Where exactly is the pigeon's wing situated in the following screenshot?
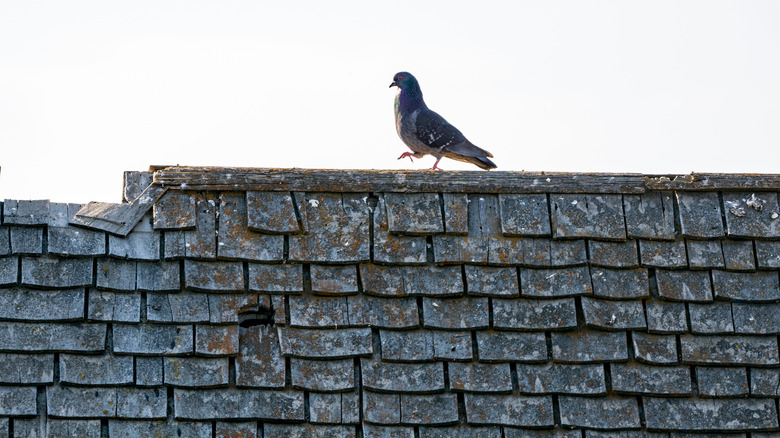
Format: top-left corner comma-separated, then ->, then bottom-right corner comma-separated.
413,109 -> 468,150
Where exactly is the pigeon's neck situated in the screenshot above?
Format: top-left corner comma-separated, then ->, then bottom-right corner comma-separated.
398,86 -> 426,114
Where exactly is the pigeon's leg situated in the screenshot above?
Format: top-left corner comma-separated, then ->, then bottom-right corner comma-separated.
398,152 -> 423,162
430,158 -> 444,171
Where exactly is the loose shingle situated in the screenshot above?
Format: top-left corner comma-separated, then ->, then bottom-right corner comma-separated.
656,270 -> 712,302
0,226 -> 9,255
581,297 -> 646,330
516,364 -> 605,395
551,330 -> 628,363
520,267 -> 592,298
0,353 -> 54,384
289,192 -> 370,263
0,322 -> 106,353
493,298 -> 577,330
218,193 -> 284,261
384,193 -> 444,234
644,397 -> 778,430
687,240 -> 725,268
465,394 -> 553,427
21,256 -> 92,288
696,366 -> 748,397
113,324 -> 193,355
164,357 -> 229,387
558,396 -> 640,429
465,265 -> 519,297
623,191 -> 676,240
590,267 -> 648,299
639,239 -> 687,267
632,332 -> 678,364
361,359 -> 444,393
208,294 -> 259,324
184,260 -> 244,292
279,327 -> 372,359
680,335 -> 779,365
588,240 -> 639,267
246,191 -> 300,234
401,393 -> 459,425
291,358 -> 354,392
181,193 -> 218,258
498,194 -> 551,236
712,269 -> 780,302
248,263 -> 302,293
476,331 -> 547,362
610,363 -> 691,395
723,192 -> 780,238
311,264 -> 359,294
0,287 -> 83,321
10,226 -> 43,255
60,353 -> 134,386
423,297 -> 489,329
3,199 -> 49,225
449,363 -> 512,393
689,302 -> 734,334
174,388 -> 304,420
236,325 -> 285,388
96,258 -> 137,291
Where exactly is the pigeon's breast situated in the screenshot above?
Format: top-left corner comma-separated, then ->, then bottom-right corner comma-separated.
398,109 -> 422,149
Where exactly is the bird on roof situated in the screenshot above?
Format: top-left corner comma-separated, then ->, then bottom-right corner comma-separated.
389,71 -> 497,171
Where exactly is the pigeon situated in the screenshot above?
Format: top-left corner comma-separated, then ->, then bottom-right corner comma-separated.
389,71 -> 496,170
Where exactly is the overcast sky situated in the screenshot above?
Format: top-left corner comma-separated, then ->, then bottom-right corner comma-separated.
1,1 -> 779,204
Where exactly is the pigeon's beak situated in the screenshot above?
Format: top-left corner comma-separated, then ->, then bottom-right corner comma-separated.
389,81 -> 397,88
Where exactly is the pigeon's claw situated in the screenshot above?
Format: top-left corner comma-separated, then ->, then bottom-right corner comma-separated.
430,158 -> 443,171
398,152 -> 421,162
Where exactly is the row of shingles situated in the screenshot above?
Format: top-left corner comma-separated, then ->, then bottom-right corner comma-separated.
370,192 -> 780,432
0,200 -> 193,434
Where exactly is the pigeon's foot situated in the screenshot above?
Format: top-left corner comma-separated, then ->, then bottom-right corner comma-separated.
398,152 -> 422,162
430,159 -> 443,171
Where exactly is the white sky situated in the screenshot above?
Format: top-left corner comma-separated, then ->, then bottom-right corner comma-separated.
1,1 -> 779,204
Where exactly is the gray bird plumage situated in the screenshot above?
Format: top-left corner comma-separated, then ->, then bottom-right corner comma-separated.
389,71 -> 496,170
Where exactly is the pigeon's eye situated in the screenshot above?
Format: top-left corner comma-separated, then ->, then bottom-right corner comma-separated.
397,75 -> 403,80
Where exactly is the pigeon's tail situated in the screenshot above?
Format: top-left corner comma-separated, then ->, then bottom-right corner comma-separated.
462,155 -> 497,170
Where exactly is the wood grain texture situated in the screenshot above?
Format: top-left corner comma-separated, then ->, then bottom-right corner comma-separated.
153,167 -> 780,193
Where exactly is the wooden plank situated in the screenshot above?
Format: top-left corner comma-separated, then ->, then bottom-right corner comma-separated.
644,174 -> 780,191
153,167 -> 648,194
70,185 -> 166,236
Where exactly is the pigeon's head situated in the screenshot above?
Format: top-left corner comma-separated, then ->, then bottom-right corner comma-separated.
389,72 -> 418,91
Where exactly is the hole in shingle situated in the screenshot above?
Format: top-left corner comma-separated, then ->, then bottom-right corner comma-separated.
239,306 -> 275,328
